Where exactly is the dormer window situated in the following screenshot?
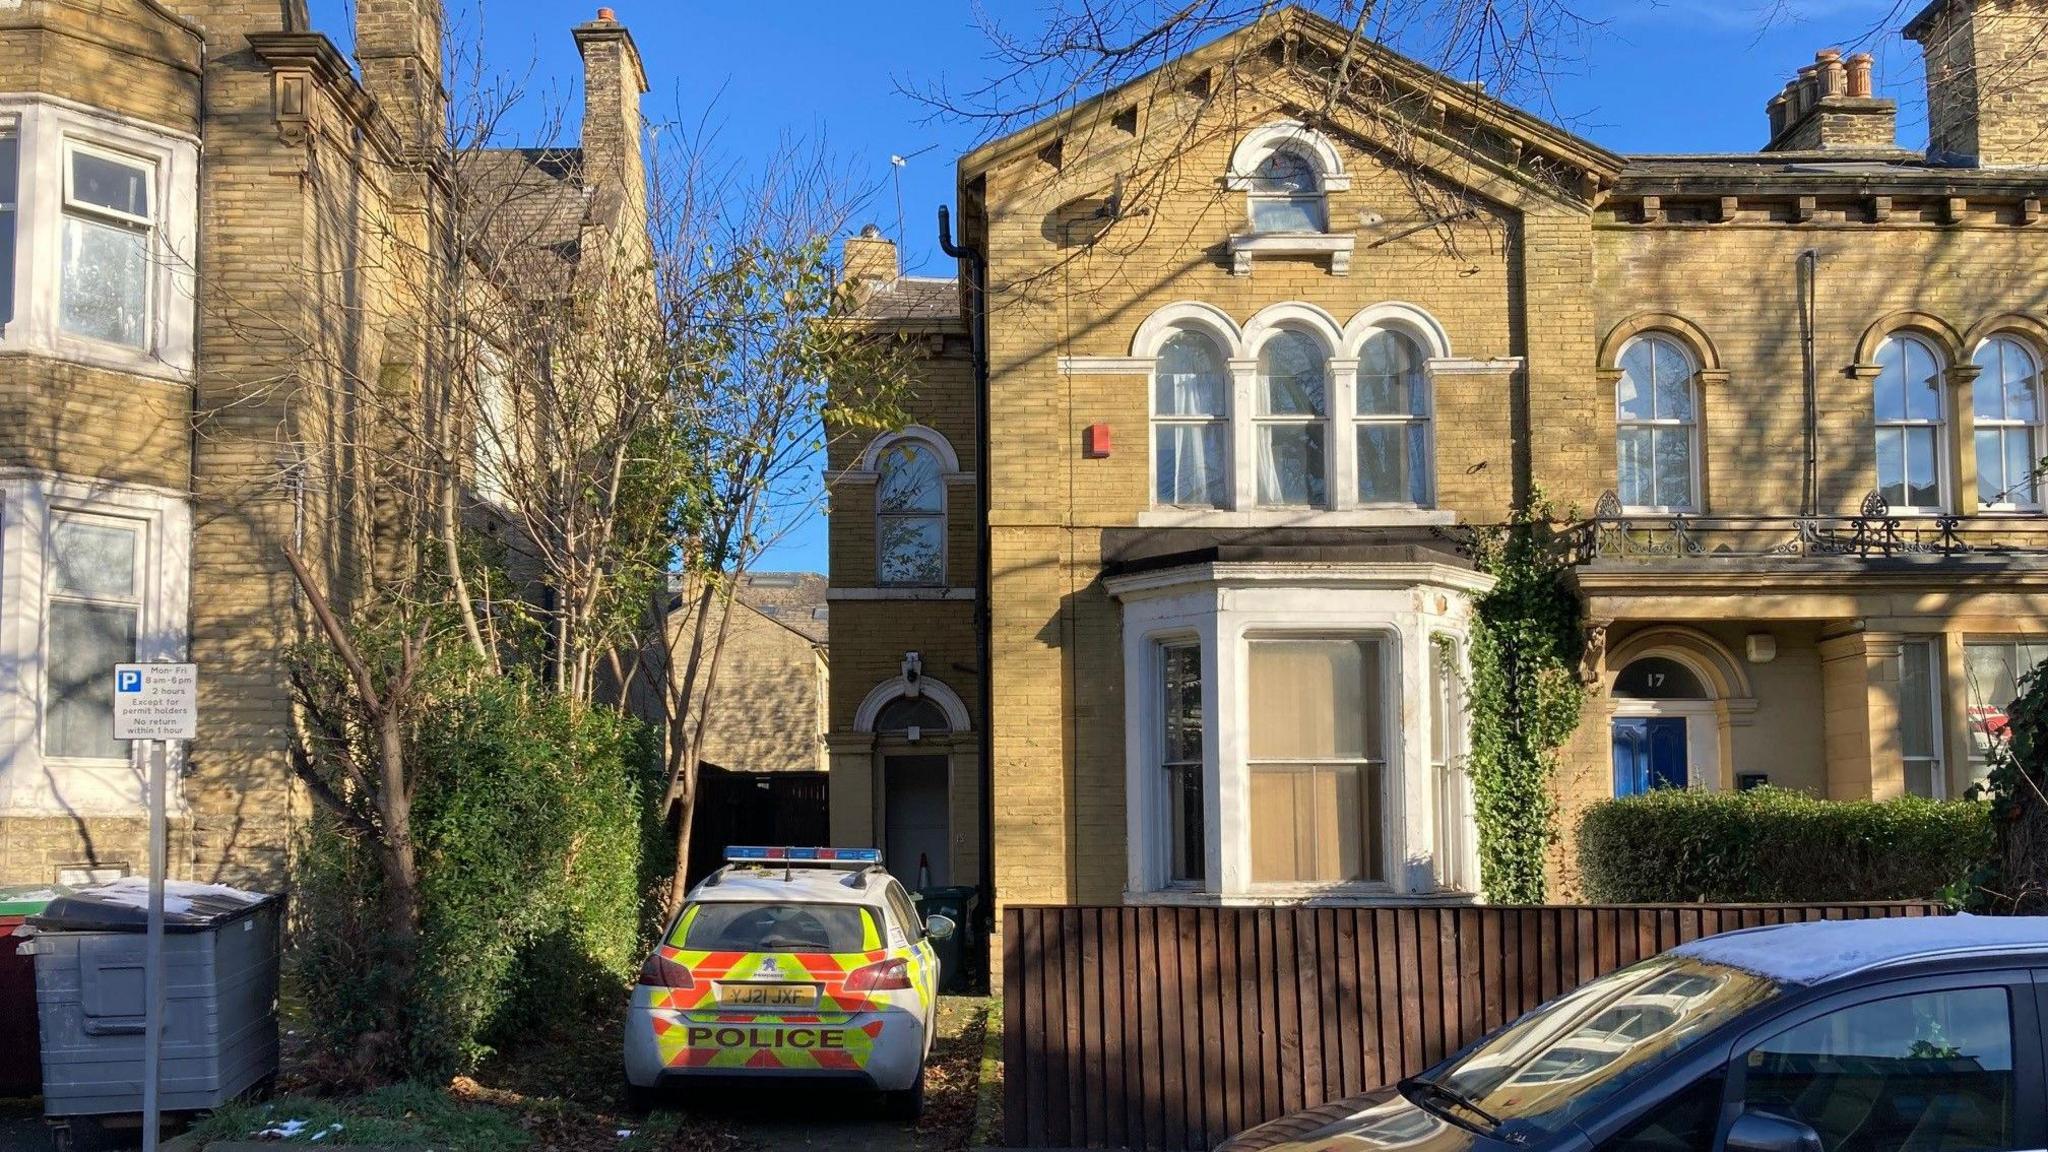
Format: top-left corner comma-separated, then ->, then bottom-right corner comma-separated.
1247,147 -> 1325,233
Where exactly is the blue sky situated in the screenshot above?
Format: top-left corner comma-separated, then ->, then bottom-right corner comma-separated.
312,0 -> 1925,575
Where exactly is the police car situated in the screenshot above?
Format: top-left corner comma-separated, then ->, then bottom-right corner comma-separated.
623,847 -> 953,1117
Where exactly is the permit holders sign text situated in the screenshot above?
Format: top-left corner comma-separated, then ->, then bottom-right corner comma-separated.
113,663 -> 198,741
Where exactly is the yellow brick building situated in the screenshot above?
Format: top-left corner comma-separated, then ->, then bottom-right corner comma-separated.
0,0 -> 650,887
831,0 -> 2048,930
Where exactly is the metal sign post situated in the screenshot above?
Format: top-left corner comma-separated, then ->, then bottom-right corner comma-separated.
114,662 -> 197,1152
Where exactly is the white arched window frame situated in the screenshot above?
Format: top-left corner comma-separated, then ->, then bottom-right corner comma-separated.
1151,326 -> 1233,508
1354,327 -> 1433,507
1226,122 -> 1350,236
870,431 -> 952,587
1873,332 -> 1949,514
1614,333 -> 1701,513
1251,326 -> 1333,508
1972,333 -> 2044,511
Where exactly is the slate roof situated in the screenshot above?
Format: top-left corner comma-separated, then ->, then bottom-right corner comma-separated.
852,276 -> 962,326
458,147 -> 591,286
734,571 -> 829,644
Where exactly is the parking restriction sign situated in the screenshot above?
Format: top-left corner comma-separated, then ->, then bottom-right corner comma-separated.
112,663 -> 198,741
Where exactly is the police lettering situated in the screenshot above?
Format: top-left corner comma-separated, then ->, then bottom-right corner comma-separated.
684,1025 -> 847,1050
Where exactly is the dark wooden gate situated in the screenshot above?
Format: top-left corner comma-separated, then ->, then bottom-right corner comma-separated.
684,768 -> 829,885
1002,902 -> 1941,1151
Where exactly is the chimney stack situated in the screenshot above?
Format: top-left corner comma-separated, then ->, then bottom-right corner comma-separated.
574,7 -> 650,230
841,225 -> 900,286
1765,47 -> 1898,152
1907,0 -> 2048,167
356,0 -> 446,158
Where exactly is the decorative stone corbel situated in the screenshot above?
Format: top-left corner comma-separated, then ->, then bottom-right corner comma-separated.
1580,618 -> 1614,688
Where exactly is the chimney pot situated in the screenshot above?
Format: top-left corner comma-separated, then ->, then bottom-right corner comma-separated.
597,6 -> 615,19
1847,52 -> 1874,99
1818,49 -> 1847,98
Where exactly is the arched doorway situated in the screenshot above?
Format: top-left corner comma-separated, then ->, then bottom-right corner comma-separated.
1610,654 -> 1717,795
853,673 -> 974,890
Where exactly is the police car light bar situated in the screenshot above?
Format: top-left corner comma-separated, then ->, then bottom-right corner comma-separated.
725,846 -> 881,866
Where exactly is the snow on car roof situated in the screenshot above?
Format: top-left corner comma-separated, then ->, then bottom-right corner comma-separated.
685,865 -> 890,906
1670,915 -> 2048,985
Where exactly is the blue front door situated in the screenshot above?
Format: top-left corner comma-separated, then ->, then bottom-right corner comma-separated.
1612,717 -> 1688,796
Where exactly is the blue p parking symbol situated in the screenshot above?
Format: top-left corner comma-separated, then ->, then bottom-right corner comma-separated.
117,669 -> 144,694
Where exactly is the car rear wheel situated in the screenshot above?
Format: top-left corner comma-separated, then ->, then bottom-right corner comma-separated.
622,1077 -> 660,1116
884,1064 -> 927,1122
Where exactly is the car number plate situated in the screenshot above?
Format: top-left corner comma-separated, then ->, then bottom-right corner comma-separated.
716,982 -> 817,1007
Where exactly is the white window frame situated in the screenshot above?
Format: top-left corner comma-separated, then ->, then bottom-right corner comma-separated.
1243,632 -> 1394,888
0,95 -> 197,380
473,346 -> 514,508
1430,634 -> 1475,892
1149,327 -> 1232,510
1354,326 -> 1435,509
42,509 -> 144,763
1897,637 -> 1946,800
1223,122 -> 1355,276
1244,146 -> 1327,235
874,438 -> 947,588
1872,332 -> 1951,516
1614,333 -> 1701,515
1155,637 -> 1205,887
0,469 -> 190,818
1113,562 -> 1491,902
1971,334 -> 2044,512
1963,636 -> 2048,777
1251,326 -> 1333,510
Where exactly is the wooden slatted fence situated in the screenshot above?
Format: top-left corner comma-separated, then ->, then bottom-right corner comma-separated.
1001,902 -> 1942,1151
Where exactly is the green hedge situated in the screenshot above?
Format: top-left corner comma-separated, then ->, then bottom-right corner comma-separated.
295,673 -> 663,1077
1576,787 -> 1992,904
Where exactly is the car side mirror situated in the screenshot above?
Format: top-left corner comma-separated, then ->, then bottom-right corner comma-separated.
925,913 -> 957,941
1725,1110 -> 1823,1152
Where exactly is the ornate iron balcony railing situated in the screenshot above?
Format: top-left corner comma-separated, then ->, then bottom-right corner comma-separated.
1566,489 -> 2048,563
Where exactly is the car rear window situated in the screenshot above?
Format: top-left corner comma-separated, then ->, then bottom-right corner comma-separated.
681,902 -> 871,953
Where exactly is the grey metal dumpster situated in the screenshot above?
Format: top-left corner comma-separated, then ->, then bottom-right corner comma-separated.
25,880 -> 280,1120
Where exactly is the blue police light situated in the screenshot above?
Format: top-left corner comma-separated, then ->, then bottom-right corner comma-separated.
725,846 -> 880,864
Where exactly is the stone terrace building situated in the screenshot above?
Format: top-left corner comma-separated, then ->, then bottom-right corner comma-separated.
0,0 -> 649,886
832,0 -> 2048,934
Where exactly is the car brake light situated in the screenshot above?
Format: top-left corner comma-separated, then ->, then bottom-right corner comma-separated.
638,950 -> 696,989
844,957 -> 912,992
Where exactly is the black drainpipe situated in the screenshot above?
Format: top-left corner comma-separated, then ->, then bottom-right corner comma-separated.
936,204 -> 996,960
1799,248 -> 1820,515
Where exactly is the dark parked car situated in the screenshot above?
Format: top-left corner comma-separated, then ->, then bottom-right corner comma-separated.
1222,916 -> 2048,1152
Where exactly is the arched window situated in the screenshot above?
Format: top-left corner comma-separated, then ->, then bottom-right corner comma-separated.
1873,333 -> 1947,512
874,695 -> 951,734
1255,330 -> 1329,507
1615,334 -> 1699,512
876,440 -> 944,586
1247,146 -> 1326,233
1356,329 -> 1432,506
1973,334 -> 2043,510
1153,328 -> 1230,507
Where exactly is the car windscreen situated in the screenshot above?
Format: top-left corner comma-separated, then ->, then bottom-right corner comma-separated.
681,902 -> 871,953
1425,955 -> 1778,1139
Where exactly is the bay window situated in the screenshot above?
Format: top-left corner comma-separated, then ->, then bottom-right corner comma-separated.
1115,564 -> 1489,900
1247,638 -> 1385,884
1972,335 -> 2042,510
1255,330 -> 1329,508
1872,333 -> 1947,513
0,99 -> 197,375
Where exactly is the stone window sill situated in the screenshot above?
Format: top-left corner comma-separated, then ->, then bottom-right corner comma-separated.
1226,231 -> 1355,275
